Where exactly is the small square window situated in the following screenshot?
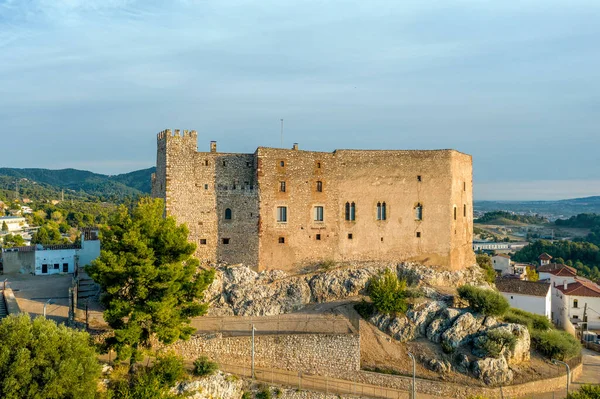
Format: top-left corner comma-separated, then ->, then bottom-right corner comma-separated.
316,234 -> 321,240
204,160 -> 209,166
246,162 -> 252,167
348,233 -> 353,239
54,263 -> 59,269
200,239 -> 207,245
280,161 -> 285,167
381,237 -> 384,242
416,232 -> 421,238
417,175 -> 422,182
222,238 -> 230,244
204,184 -> 209,190
278,237 -> 285,244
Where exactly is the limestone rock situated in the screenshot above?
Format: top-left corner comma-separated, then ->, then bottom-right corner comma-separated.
387,316 -> 418,342
490,324 -> 531,364
454,353 -> 470,373
173,371 -> 244,399
441,313 -> 485,349
407,300 -> 447,336
426,308 -> 463,343
472,357 -> 513,386
427,358 -> 452,374
308,267 -> 381,302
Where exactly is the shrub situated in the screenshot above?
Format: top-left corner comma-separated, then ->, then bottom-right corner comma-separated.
441,341 -> 455,354
193,356 -> 219,377
354,299 -> 375,319
477,329 -> 517,358
256,387 -> 272,399
152,353 -> 186,387
504,308 -> 552,331
457,285 -> 509,316
242,392 -> 252,399
566,385 -> 600,399
531,330 -> 581,360
476,254 -> 497,284
368,269 -> 408,315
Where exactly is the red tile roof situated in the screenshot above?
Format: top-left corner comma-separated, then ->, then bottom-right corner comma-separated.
556,280 -> 600,298
538,263 -> 577,276
539,253 -> 553,260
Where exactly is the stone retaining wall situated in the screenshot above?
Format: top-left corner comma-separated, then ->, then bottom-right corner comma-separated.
3,287 -> 21,315
167,332 -> 361,377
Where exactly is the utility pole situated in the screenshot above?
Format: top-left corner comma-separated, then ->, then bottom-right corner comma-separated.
408,352 -> 416,399
280,119 -> 284,148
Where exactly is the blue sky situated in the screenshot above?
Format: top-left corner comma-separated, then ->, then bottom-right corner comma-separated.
1,0 -> 599,200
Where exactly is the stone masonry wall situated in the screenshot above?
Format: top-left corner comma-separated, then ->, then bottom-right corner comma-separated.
153,129 -> 474,271
167,332 -> 360,377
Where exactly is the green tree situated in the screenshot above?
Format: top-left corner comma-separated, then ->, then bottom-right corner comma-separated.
2,234 -> 25,248
1,221 -> 7,231
31,224 -> 66,245
86,198 -> 214,367
476,254 -> 497,284
367,269 -> 408,314
0,314 -> 101,399
566,385 -> 600,399
458,285 -> 510,316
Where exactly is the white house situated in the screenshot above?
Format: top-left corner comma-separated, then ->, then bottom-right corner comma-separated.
1,228 -> 100,275
0,216 -> 28,232
555,279 -> 600,330
492,254 -> 511,275
537,262 -> 578,324
496,278 -> 551,319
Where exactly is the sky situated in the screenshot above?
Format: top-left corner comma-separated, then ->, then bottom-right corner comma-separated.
0,0 -> 599,201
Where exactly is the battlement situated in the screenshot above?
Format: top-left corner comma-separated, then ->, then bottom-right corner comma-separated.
157,128 -> 198,141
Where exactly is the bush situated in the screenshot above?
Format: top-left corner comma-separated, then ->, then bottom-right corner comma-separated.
504,308 -> 552,331
566,385 -> 600,399
193,356 -> 219,377
368,269 -> 408,315
256,387 -> 272,399
441,341 -> 455,354
476,254 -> 497,284
242,392 -> 252,399
531,330 -> 581,360
457,285 -> 509,316
354,299 -> 375,319
152,353 -> 186,387
477,329 -> 517,358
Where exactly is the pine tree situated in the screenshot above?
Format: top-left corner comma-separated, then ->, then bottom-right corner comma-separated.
1,221 -> 7,232
86,197 -> 214,367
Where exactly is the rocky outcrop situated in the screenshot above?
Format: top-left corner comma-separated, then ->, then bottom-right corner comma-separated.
369,301 -> 448,342
173,372 -> 244,399
472,357 -> 514,385
207,263 -> 485,316
473,324 -> 531,365
441,313 -> 497,350
427,308 -> 462,343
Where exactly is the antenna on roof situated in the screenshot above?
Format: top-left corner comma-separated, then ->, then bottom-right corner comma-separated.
280,119 -> 284,148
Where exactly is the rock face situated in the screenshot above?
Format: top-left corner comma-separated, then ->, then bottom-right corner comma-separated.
472,357 -> 514,385
441,313 -> 497,350
369,301 -> 448,342
173,371 -> 244,399
207,263 -> 485,316
485,324 -> 531,365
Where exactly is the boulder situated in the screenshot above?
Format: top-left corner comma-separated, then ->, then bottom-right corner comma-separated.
454,353 -> 470,373
489,323 -> 531,364
472,357 -> 513,385
407,301 -> 447,335
427,359 -> 452,374
173,371 -> 244,399
426,308 -> 463,343
387,316 -> 418,342
441,313 -> 484,349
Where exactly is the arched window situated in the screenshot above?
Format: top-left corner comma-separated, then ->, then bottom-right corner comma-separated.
225,208 -> 232,220
376,202 -> 382,220
382,202 -> 387,220
573,299 -> 578,308
345,202 -> 350,221
316,181 -> 323,192
350,202 -> 356,221
415,203 -> 423,221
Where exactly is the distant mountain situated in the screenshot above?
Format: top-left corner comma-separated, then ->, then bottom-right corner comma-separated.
475,196 -> 600,219
0,167 -> 155,202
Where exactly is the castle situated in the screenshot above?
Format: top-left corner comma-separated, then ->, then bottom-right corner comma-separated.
151,129 -> 475,271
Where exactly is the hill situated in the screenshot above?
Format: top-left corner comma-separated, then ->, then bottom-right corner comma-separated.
475,196 -> 600,219
0,167 -> 155,202
474,211 -> 548,225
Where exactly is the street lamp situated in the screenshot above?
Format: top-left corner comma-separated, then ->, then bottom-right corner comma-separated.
43,298 -> 53,318
251,324 -> 256,380
408,352 -> 416,399
552,359 -> 570,394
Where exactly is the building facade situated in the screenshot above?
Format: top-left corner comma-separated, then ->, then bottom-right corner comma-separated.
496,278 -> 551,318
555,280 -> 600,330
152,129 -> 475,271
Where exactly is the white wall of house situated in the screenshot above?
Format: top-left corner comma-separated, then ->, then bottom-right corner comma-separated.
78,235 -> 100,267
0,217 -> 28,232
501,290 -> 551,319
563,294 -> 600,330
34,248 -> 76,275
492,256 -> 511,274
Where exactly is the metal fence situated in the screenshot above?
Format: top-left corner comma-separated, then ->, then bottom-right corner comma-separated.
218,362 -> 410,399
191,313 -> 359,337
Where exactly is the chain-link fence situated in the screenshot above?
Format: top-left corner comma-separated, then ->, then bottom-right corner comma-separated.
191,313 -> 359,336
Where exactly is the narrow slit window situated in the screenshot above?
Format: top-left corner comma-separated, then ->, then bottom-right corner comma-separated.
415,203 -> 423,221
381,202 -> 387,220
200,239 -> 207,245
345,202 -> 350,221
225,208 -> 232,220
464,204 -> 467,217
417,175 -> 422,182
377,202 -> 382,220
277,206 -> 287,222
204,160 -> 209,166
280,161 -> 285,167
348,233 -> 353,239
454,206 -> 457,221
280,181 -> 286,192
316,181 -> 323,192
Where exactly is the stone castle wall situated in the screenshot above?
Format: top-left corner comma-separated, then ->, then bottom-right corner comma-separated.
152,129 -> 474,271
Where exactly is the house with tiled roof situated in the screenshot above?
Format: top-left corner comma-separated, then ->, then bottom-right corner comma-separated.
539,253 -> 552,265
496,278 -> 551,318
555,278 -> 600,329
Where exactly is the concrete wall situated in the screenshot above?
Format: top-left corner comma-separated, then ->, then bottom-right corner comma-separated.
153,129 -> 475,271
1,250 -> 35,274
166,332 -> 360,377
35,248 -> 76,275
78,237 -> 100,267
501,291 -> 551,318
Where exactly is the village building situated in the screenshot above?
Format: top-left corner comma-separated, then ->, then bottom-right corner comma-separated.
151,129 -> 475,271
496,278 -> 551,319
0,228 -> 100,275
555,279 -> 600,330
0,216 -> 28,232
492,254 -> 511,275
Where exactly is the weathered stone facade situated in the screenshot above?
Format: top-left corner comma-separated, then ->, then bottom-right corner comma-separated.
152,129 -> 475,271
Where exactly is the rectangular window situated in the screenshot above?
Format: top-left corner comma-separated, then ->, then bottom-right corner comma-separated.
416,232 -> 421,238
417,175 -> 422,182
280,181 -> 286,192
316,234 -> 321,240
200,239 -> 207,245
464,204 -> 467,217
348,233 -> 353,239
277,206 -> 287,222
246,162 -> 252,167
62,263 -> 68,272
314,206 -> 324,221
54,263 -> 59,270
223,161 -> 227,166
204,184 -> 209,190
278,237 -> 285,244
222,238 -> 230,244
316,181 -> 323,192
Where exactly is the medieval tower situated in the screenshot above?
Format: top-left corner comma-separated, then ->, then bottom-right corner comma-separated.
152,129 -> 475,271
